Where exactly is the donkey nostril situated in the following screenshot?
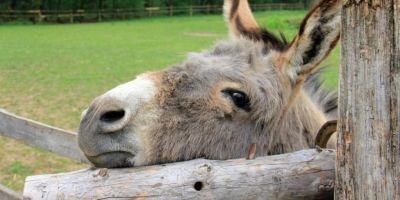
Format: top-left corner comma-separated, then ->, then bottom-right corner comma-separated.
100,110 -> 125,123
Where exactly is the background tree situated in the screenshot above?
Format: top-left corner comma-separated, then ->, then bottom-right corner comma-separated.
0,0 -> 310,11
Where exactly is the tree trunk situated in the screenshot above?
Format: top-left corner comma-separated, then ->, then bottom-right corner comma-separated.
80,0 -> 85,10
336,0 -> 400,199
10,0 -> 16,10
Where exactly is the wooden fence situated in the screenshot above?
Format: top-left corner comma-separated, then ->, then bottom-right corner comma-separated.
0,109 -> 87,200
0,108 -> 335,199
0,109 -> 86,163
0,3 -> 305,23
0,1 -> 399,199
0,184 -> 22,200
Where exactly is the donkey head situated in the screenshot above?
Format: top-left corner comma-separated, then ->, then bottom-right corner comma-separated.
78,0 -> 340,168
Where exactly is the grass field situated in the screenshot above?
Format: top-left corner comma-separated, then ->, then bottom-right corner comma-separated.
0,10 -> 340,192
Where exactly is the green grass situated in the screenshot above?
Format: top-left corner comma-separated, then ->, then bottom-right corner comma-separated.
0,11 -> 340,192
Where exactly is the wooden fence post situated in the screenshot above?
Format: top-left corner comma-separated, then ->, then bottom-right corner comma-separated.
336,1 -> 399,199
98,9 -> 102,22
70,10 -> 74,23
169,6 -> 173,16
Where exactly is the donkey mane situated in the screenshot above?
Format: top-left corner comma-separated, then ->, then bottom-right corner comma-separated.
235,24 -> 337,117
208,36 -> 337,121
303,68 -> 337,119
237,25 -> 289,52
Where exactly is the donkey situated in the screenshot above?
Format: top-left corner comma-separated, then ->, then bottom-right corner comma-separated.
78,0 -> 340,168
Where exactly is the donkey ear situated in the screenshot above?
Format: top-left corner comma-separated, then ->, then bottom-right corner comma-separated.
223,0 -> 286,50
224,0 -> 260,39
279,0 -> 341,81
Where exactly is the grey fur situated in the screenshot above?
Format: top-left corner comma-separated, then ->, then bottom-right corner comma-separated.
78,0 -> 340,168
143,39 -> 337,165
303,68 -> 338,119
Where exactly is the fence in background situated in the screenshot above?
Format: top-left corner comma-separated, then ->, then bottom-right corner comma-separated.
0,3 -> 305,23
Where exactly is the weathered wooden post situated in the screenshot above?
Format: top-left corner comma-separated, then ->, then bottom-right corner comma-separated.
336,0 -> 399,199
69,10 -> 74,23
169,5 -> 173,16
97,9 -> 102,22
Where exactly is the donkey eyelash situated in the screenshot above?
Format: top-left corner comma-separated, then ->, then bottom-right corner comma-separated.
221,89 -> 251,112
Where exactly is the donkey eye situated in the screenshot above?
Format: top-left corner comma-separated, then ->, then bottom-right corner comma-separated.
222,89 -> 250,111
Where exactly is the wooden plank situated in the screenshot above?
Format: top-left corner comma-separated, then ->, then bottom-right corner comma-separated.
0,109 -> 87,163
23,149 -> 335,200
0,184 -> 22,200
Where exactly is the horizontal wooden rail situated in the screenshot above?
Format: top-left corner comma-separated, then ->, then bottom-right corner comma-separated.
0,109 -> 87,163
23,149 -> 335,200
0,184 -> 22,200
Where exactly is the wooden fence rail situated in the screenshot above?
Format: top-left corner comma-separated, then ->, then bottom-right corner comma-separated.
0,109 -> 88,199
0,3 -> 305,23
0,184 -> 22,200
23,149 -> 335,200
0,109 -> 87,163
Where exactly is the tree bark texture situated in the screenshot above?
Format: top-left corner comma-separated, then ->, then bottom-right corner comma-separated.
336,0 -> 400,199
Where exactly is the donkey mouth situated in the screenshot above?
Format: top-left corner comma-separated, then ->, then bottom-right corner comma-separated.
85,151 -> 135,168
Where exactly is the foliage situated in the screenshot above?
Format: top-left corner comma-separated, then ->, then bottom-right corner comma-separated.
0,0 -> 310,10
